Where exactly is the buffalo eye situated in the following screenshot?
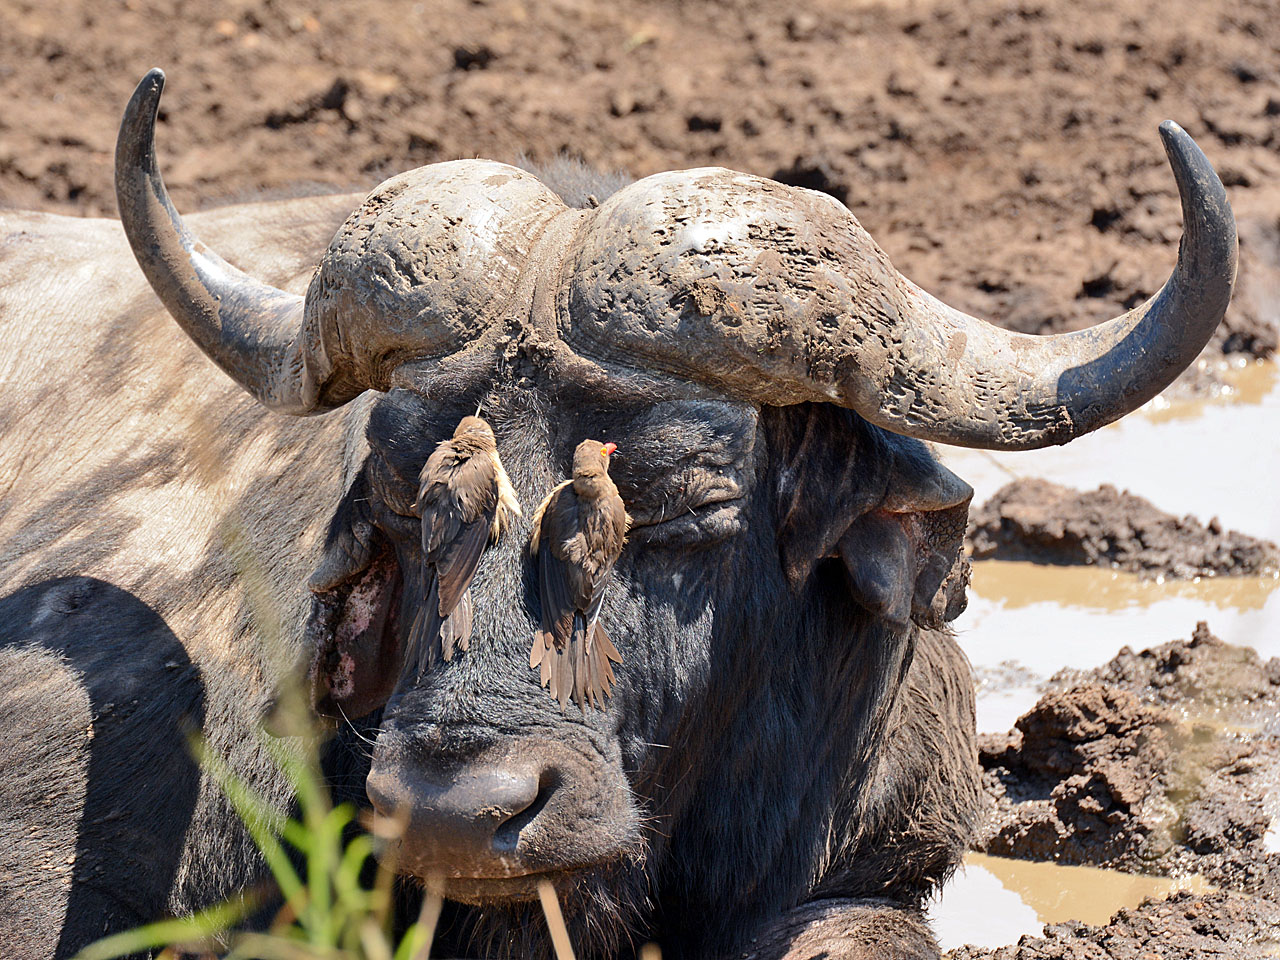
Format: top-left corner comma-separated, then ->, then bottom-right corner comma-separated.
362,451 -> 420,536
623,465 -> 746,547
605,401 -> 756,546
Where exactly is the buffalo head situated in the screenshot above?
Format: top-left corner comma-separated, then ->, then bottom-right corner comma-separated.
114,68 -> 1235,956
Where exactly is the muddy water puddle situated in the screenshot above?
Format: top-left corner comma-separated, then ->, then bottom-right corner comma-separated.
930,853 -> 1214,951
939,359 -> 1280,734
926,360 -> 1279,948
960,560 -> 1280,732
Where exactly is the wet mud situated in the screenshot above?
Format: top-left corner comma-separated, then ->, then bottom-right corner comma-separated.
939,358 -> 1280,952
968,479 -> 1280,579
954,623 -> 1280,956
945,890 -> 1280,960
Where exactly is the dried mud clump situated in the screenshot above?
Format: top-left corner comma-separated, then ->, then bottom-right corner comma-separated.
945,890 -> 1280,960
978,684 -> 1180,868
1089,620 -> 1280,708
977,623 -> 1280,894
967,479 -> 1280,578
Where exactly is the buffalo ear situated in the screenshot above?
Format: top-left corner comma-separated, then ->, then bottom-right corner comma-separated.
847,438 -> 973,629
775,405 -> 886,587
774,405 -> 972,629
837,498 -> 971,629
266,469 -> 404,735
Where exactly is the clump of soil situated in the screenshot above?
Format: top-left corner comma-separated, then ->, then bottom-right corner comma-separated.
977,623 -> 1280,895
945,890 -> 1280,960
1087,620 -> 1280,709
967,479 -> 1279,578
978,683 -> 1183,869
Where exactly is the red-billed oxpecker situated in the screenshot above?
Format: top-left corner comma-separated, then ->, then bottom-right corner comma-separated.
530,439 -> 630,710
406,415 -> 521,674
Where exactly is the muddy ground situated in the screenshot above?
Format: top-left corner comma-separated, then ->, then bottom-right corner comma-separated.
945,890 -> 1280,959
3,0 -> 1280,358
968,479 -> 1280,578
960,623 -> 1280,957
5,0 -> 1280,956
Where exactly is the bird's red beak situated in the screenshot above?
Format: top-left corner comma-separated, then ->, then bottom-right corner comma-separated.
601,442 -> 617,456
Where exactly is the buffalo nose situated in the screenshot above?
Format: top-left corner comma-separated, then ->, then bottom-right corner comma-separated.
367,761 -> 554,865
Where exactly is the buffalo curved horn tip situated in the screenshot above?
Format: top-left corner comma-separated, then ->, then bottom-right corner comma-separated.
867,119 -> 1236,451
1045,119 -> 1237,443
115,69 -> 329,415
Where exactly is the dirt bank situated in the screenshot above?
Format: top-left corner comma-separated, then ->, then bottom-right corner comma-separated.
946,890 -> 1280,960
2,0 -> 1278,357
969,623 -> 1280,953
968,480 -> 1280,578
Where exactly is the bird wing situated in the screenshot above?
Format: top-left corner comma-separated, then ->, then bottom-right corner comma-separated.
404,570 -> 438,677
537,534 -> 581,651
528,472 -> 630,710
536,499 -> 631,710
529,479 -> 570,556
411,450 -> 496,669
431,513 -> 490,617
406,568 -> 478,669
532,486 -> 584,709
423,449 -> 501,611
577,493 -> 629,708
439,588 -> 474,661
564,516 -> 623,650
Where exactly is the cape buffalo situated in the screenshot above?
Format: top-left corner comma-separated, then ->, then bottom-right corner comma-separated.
0,69 -> 1236,960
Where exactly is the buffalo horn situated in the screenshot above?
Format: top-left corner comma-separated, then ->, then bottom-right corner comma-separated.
115,69 -> 348,415
568,124 -> 1236,452
851,121 -> 1238,449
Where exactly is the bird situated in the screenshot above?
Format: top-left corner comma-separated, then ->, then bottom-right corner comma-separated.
405,415 -> 521,675
529,438 -> 630,710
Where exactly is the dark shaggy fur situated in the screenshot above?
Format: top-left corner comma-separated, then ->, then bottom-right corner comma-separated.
311,378 -> 981,960
513,154 -> 634,210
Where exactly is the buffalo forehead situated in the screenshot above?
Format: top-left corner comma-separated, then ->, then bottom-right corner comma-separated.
308,160 -> 567,372
560,166 -> 905,406
368,377 -> 758,501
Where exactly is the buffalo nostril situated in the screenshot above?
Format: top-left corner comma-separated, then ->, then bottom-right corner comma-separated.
366,767 -> 401,821
493,768 -> 560,853
367,761 -> 556,863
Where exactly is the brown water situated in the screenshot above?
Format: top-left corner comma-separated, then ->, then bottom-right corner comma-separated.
932,854 -> 1213,949
1143,358 -> 1279,425
971,561 -> 1278,613
929,359 -> 1280,951
943,360 -> 1280,733
942,359 -> 1280,551
959,558 -> 1280,734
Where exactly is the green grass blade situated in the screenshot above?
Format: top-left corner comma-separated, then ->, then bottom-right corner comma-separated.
194,738 -> 308,916
73,895 -> 255,960
223,930 -> 347,960
394,881 -> 444,960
